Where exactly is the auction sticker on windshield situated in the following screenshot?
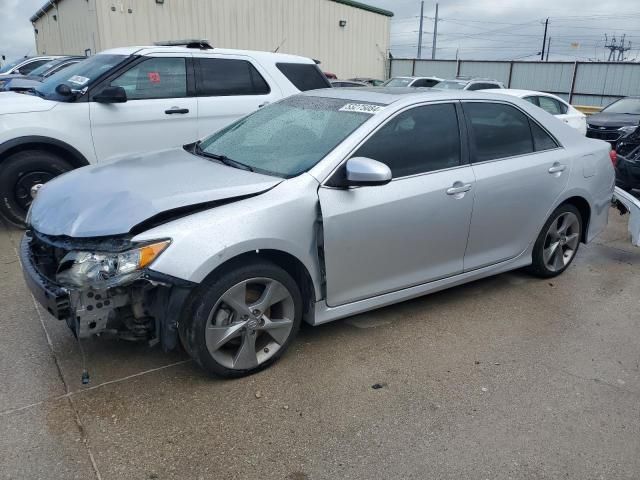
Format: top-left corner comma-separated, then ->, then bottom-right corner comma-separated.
339,103 -> 385,114
68,75 -> 90,86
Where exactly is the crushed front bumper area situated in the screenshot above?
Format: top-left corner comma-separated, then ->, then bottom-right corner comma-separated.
612,186 -> 640,247
20,232 -> 196,351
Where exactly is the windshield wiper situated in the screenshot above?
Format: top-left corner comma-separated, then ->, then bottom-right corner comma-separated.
194,142 -> 254,172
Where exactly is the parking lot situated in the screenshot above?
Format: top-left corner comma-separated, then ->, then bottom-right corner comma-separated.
0,208 -> 638,480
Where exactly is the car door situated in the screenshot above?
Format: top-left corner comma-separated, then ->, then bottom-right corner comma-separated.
192,55 -> 282,139
318,102 -> 476,307
462,101 -> 570,270
89,54 -> 198,161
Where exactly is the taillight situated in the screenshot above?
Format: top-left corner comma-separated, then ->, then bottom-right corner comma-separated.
609,150 -> 618,167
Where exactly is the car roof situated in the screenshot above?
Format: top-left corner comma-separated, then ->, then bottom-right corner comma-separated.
482,88 -> 569,103
98,46 -> 315,64
302,87 -> 521,106
390,76 -> 442,80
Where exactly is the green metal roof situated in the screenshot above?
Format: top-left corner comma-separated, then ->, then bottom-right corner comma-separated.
330,0 -> 394,17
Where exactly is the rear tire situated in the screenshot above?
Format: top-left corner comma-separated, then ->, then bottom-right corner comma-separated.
182,260 -> 303,378
528,204 -> 582,278
0,150 -> 73,227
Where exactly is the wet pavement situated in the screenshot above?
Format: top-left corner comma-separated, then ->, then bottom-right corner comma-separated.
1,210 -> 639,480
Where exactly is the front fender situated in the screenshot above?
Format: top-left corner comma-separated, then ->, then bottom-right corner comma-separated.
134,174 -> 324,299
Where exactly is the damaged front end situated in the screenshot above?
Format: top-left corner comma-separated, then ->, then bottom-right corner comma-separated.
20,230 -> 195,351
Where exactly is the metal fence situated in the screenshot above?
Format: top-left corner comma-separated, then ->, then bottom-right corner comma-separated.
388,59 -> 640,107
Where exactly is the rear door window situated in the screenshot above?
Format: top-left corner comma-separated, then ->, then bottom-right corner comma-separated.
412,78 -> 440,88
530,121 -> 559,151
276,63 -> 331,91
196,58 -> 270,96
536,96 -> 567,115
463,102 -> 534,161
467,82 -> 501,91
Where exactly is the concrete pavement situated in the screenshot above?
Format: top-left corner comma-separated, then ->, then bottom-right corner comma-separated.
1,210 -> 639,479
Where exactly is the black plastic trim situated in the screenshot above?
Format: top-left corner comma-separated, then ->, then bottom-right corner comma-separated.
0,136 -> 90,168
20,234 -> 71,320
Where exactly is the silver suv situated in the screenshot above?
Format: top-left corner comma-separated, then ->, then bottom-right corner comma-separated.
21,88 -> 614,378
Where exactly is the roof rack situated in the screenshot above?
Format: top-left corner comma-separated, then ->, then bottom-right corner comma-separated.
153,39 -> 213,49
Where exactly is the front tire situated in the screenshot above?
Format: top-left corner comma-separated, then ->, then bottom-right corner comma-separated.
0,150 -> 73,227
528,204 -> 582,278
182,260 -> 303,378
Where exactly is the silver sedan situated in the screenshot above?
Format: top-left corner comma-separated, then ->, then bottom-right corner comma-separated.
23,88 -> 616,378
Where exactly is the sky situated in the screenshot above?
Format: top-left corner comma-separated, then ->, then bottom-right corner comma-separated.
1,0 -> 639,63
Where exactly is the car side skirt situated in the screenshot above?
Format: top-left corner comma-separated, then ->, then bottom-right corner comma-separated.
309,251 -> 532,326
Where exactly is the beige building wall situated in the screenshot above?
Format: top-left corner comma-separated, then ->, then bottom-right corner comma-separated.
34,0 -> 390,79
33,0 -> 102,55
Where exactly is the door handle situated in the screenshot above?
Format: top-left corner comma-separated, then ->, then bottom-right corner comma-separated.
165,108 -> 189,115
258,102 -> 270,108
446,183 -> 472,195
548,164 -> 566,174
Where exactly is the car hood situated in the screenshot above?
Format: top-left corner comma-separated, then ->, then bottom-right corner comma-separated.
0,91 -> 57,114
30,148 -> 282,238
588,112 -> 640,127
6,78 -> 43,91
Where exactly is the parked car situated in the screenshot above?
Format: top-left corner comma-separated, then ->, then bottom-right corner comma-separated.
22,88 -> 619,378
0,55 -> 62,77
613,148 -> 640,192
586,96 -> 640,148
482,89 -> 587,135
383,76 -> 443,88
349,77 -> 385,86
0,43 -> 330,225
0,56 -> 85,92
436,77 -> 505,91
330,80 -> 367,87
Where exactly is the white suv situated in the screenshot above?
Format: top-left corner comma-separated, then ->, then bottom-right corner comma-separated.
0,42 -> 330,225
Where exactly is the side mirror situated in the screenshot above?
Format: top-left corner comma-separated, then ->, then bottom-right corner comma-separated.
55,83 -> 73,96
93,86 -> 127,103
345,157 -> 392,186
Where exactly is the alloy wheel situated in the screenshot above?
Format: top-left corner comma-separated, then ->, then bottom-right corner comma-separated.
542,211 -> 580,272
205,277 -> 295,370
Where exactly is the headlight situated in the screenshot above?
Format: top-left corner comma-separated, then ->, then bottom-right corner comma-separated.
618,125 -> 638,136
56,240 -> 170,288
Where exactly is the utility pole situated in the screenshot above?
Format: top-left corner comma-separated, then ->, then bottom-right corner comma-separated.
431,3 -> 439,60
546,37 -> 551,61
605,34 -> 631,62
540,18 -> 549,61
618,34 -> 631,61
417,1 -> 424,59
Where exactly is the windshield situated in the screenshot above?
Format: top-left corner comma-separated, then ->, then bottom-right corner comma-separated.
383,77 -> 413,87
0,57 -> 26,74
198,95 -> 381,177
436,80 -> 467,90
26,59 -> 61,78
35,54 -> 127,101
603,97 -> 640,115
